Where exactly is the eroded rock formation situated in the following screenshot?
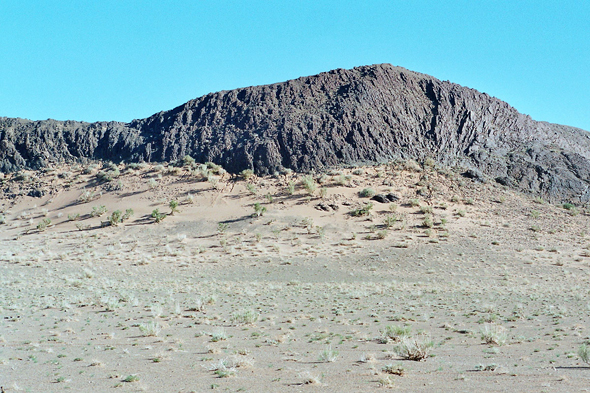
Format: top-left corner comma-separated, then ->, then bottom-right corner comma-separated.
1,64 -> 589,202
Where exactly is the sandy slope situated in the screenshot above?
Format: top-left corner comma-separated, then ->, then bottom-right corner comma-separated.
1,162 -> 590,392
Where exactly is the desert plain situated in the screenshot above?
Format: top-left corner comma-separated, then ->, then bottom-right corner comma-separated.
1,160 -> 590,392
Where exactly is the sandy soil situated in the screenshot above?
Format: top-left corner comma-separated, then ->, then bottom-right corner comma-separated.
1,161 -> 590,392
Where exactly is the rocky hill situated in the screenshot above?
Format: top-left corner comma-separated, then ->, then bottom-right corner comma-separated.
1,64 -> 589,203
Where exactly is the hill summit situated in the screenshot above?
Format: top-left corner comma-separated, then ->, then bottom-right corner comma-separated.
1,64 -> 589,203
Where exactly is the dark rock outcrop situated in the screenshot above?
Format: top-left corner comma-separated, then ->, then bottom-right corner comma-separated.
1,64 -> 589,203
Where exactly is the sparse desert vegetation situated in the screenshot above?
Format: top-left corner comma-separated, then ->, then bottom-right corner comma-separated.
1,161 -> 590,391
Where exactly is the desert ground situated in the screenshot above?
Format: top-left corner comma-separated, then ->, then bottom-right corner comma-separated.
1,160 -> 590,392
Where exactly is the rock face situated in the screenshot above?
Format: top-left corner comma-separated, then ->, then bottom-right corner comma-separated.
1,64 -> 589,202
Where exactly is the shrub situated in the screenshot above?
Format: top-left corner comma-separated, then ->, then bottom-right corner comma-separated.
423,158 -> 436,167
217,222 -> 229,234
97,167 -> 120,182
579,344 -> 590,364
151,209 -> 167,223
419,205 -> 433,214
382,325 -> 412,342
394,334 -> 433,361
246,183 -> 258,195
139,321 -> 161,337
37,218 -> 51,232
301,175 -> 317,195
336,174 -> 352,186
350,203 -> 373,217
181,155 -> 195,167
91,205 -> 108,217
240,169 -> 254,180
123,208 -> 134,220
206,162 -> 225,175
403,159 -> 422,172
409,199 -> 420,207
287,181 -> 295,195
78,190 -> 98,203
359,188 -> 376,198
253,203 -> 266,217
422,215 -> 434,228
318,346 -> 339,363
210,329 -> 228,342
108,210 -> 123,226
67,213 -> 80,221
383,215 -> 397,228
122,375 -> 139,383
562,202 -> 575,210
480,324 -> 507,346
169,200 -> 179,215
147,178 -> 158,189
231,309 -> 259,325
382,363 -> 405,376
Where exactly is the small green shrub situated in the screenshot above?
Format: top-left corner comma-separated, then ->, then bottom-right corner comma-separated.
382,325 -> 412,342
122,374 -> 140,383
318,346 -> 339,363
422,215 -> 433,228
394,334 -> 433,361
359,188 -> 376,198
231,309 -> 259,325
91,205 -> 108,217
240,169 -> 254,180
151,209 -> 167,223
287,181 -> 295,195
246,183 -> 258,195
579,344 -> 590,364
480,324 -> 507,346
67,213 -> 80,221
217,222 -> 229,234
37,218 -> 51,232
350,203 -> 373,217
420,205 -> 433,214
139,321 -> 161,337
253,203 -> 266,217
383,215 -> 397,228
301,175 -> 317,195
97,167 -> 120,182
169,200 -> 179,215
181,155 -> 195,167
108,210 -> 123,226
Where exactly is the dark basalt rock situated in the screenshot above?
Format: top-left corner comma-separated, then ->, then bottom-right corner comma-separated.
372,194 -> 390,204
1,64 -> 589,203
27,189 -> 44,198
386,193 -> 399,202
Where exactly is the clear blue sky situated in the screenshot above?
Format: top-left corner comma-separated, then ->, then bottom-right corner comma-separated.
1,1 -> 589,130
